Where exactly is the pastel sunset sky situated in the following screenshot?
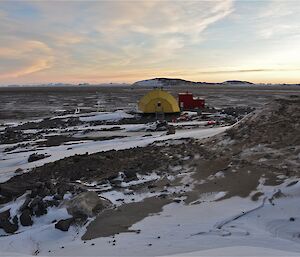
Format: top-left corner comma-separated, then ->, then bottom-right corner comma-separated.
0,0 -> 300,84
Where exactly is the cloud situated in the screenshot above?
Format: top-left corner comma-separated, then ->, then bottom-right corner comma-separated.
257,0 -> 300,39
117,1 -> 234,45
196,68 -> 300,74
0,39 -> 54,79
0,0 -> 235,83
3,0 -> 299,84
0,58 -> 52,79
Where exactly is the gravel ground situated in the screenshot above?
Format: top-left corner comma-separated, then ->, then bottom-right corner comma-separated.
1,85 -> 299,123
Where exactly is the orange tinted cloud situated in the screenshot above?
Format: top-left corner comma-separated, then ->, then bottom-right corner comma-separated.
0,40 -> 53,79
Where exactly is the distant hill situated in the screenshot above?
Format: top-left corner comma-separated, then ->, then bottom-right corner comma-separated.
132,78 -> 197,87
221,80 -> 254,85
132,78 -> 255,87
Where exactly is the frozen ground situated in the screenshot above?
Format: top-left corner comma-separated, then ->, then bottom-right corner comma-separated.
1,84 -> 299,123
2,179 -> 300,256
0,91 -> 299,257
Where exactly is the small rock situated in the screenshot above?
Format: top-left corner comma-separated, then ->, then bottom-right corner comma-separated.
166,126 -> 176,135
20,209 -> 33,226
55,218 -> 74,232
29,196 -> 42,209
173,199 -> 181,203
15,168 -> 23,174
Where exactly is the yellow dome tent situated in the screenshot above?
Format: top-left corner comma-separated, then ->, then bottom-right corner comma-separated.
138,89 -> 180,113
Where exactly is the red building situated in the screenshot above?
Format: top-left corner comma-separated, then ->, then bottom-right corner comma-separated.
178,92 -> 205,110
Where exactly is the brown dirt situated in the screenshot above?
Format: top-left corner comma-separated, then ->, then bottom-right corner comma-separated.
82,197 -> 171,240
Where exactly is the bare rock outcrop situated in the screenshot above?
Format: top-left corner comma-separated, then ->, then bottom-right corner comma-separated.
65,191 -> 112,218
0,209 -> 18,234
55,218 -> 75,232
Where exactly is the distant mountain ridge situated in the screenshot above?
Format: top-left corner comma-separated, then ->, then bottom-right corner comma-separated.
132,78 -> 256,87
222,80 -> 254,85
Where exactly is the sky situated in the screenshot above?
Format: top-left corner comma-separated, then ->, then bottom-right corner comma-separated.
0,0 -> 300,85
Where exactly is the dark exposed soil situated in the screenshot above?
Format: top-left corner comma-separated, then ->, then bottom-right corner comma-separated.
1,85 -> 299,122
82,197 -> 171,239
36,135 -> 127,147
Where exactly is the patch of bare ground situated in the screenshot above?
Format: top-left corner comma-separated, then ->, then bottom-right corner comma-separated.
82,197 -> 171,240
36,135 -> 126,147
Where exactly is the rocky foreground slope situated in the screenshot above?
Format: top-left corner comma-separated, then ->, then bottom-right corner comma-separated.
184,96 -> 300,202
0,96 -> 299,243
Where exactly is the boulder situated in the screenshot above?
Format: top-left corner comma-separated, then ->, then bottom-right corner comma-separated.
0,209 -> 9,220
166,125 -> 176,135
65,191 -> 111,218
45,199 -> 59,207
53,193 -> 64,201
0,183 -> 30,199
55,218 -> 74,232
34,200 -> 48,217
19,197 -> 31,212
28,153 -> 48,163
124,169 -> 138,181
0,209 -> 18,233
20,209 -> 33,226
29,196 -> 42,209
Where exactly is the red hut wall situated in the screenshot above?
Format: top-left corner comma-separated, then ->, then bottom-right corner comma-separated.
178,93 -> 205,110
